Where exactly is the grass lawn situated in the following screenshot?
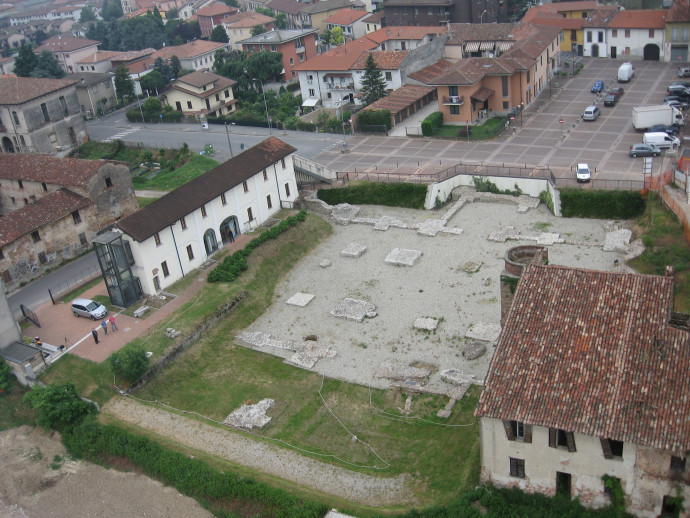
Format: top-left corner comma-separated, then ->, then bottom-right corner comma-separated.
630,192 -> 690,312
74,140 -> 141,163
131,154 -> 218,191
136,197 -> 157,208
434,117 -> 505,140
0,383 -> 35,430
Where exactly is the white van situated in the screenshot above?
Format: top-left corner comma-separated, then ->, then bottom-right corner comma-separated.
618,62 -> 634,82
583,105 -> 600,121
643,132 -> 681,149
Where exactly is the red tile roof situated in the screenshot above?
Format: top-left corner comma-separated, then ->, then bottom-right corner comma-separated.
76,50 -> 121,64
222,11 -> 275,27
362,84 -> 434,114
0,75 -> 79,104
324,8 -> 369,25
0,188 -> 92,247
171,69 -> 236,97
151,40 -> 227,60
526,16 -> 584,30
351,50 -> 408,70
582,5 -> 619,28
476,264 -> 690,454
522,0 -> 598,22
0,153 -> 104,185
292,37 -> 378,71
409,56 -> 532,85
35,35 -> 100,53
196,2 -> 237,16
117,137 -> 296,242
609,9 -> 666,29
366,25 -> 448,43
667,0 -> 690,23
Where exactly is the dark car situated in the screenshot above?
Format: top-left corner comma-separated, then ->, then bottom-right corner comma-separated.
603,94 -> 618,107
669,81 -> 690,89
629,143 -> 661,158
649,124 -> 680,136
664,99 -> 689,110
591,80 -> 605,93
608,87 -> 624,98
668,85 -> 690,96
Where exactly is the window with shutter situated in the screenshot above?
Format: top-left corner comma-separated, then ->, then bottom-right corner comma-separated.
503,420 -> 515,441
600,438 -> 613,459
523,424 -> 533,444
549,428 -> 557,448
509,457 -> 525,478
565,431 -> 577,452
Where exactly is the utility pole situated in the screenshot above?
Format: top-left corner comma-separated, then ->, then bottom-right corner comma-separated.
225,122 -> 234,158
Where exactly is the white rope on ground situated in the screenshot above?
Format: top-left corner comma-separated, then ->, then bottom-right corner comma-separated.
368,385 -> 478,428
111,386 -> 391,471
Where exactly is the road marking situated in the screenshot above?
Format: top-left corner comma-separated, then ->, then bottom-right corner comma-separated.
103,127 -> 141,142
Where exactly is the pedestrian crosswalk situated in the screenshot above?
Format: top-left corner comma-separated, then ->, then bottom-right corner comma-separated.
103,127 -> 141,142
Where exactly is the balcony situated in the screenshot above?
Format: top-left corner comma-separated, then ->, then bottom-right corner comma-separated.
442,95 -> 464,105
295,45 -> 305,54
327,82 -> 355,91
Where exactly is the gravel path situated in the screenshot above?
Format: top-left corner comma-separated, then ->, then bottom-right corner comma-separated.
103,397 -> 412,507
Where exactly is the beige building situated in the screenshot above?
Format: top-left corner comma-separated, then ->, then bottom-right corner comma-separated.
476,259 -> 690,518
0,75 -> 88,156
299,0 -> 364,33
222,11 -> 275,51
65,72 -> 117,118
34,35 -> 101,74
165,69 -> 237,117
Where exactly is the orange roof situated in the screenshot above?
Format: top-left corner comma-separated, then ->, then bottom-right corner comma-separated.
365,25 -> 448,43
292,38 -> 377,71
351,50 -> 408,70
222,11 -> 275,27
527,16 -> 584,30
77,50 -> 120,64
609,9 -> 666,29
522,1 -> 598,23
196,2 -> 236,16
323,8 -> 369,25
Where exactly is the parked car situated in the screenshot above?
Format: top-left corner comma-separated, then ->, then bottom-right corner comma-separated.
591,80 -> 605,93
629,143 -> 661,158
576,163 -> 591,183
664,99 -> 689,110
603,94 -> 618,107
666,87 -> 690,98
678,67 -> 690,78
649,124 -> 680,135
583,105 -> 600,120
71,298 -> 108,320
608,87 -> 624,98
669,81 -> 690,89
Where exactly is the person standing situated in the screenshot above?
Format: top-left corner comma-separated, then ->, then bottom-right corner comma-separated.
109,315 -> 118,332
100,320 -> 108,335
92,329 -> 99,344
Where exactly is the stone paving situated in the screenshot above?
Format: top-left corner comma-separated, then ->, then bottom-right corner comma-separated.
236,331 -> 337,369
330,298 -> 377,322
384,248 -> 423,266
223,398 -> 274,429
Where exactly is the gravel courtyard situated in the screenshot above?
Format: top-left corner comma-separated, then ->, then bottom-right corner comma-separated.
244,198 -> 629,395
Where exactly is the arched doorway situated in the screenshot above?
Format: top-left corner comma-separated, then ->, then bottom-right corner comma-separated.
203,229 -> 218,255
219,216 -> 240,245
644,44 -> 660,61
2,136 -> 15,153
591,44 -> 599,57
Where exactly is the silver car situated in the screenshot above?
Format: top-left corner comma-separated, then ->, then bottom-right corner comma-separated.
71,298 -> 108,320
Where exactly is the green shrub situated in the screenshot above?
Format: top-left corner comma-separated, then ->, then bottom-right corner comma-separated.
0,359 -> 15,394
23,383 -> 96,430
208,211 -> 307,282
109,345 -> 150,386
473,177 -> 522,197
317,182 -> 426,209
357,109 -> 391,129
421,111 -> 443,136
560,189 -> 645,219
286,81 -> 300,92
539,190 -> 555,214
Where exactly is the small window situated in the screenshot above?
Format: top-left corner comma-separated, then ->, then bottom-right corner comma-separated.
215,93 -> 220,101
281,158 -> 286,168
649,29 -> 655,38
670,456 -> 686,473
247,207 -> 253,221
38,252 -> 47,265
243,181 -> 249,193
221,193 -> 227,205
12,111 -> 19,125
187,101 -> 193,109
154,232 -> 161,246
186,244 -> 194,260
587,31 -> 592,43
23,198 -> 28,205
266,194 -> 272,209
290,57 -> 294,65
549,428 -> 576,452
161,261 -> 170,277
503,420 -> 532,443
385,71 -> 392,81
509,457 -> 525,478
285,182 -> 290,197
105,177 -> 112,187
72,210 -> 81,224
180,217 -> 187,230
59,95 -> 68,116
263,169 -> 268,181
600,438 -> 623,460
31,231 -> 41,243
11,197 -> 15,205
503,101 -> 509,110
201,204 -> 207,217
598,31 -> 603,43
625,29 -> 630,38
79,232 -> 87,245
612,29 -> 617,37
450,106 -> 459,115
41,103 -> 50,122
42,182 -> 47,191
224,89 -> 230,98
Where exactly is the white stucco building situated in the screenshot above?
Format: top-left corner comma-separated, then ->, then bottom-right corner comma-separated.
115,137 -> 298,295
607,9 -> 667,61
476,260 -> 690,518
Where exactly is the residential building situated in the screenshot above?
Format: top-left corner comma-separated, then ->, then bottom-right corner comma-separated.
34,35 -> 101,74
581,5 -> 619,58
196,1 -> 239,37
0,153 -> 137,290
475,260 -> 690,518
608,9 -> 666,60
0,75 -> 88,156
222,11 -> 276,51
0,56 -> 16,76
165,69 -> 237,116
362,11 -> 384,34
65,73 -> 117,118
366,25 -> 449,52
240,29 -> 319,80
299,0 -> 364,33
324,9 -> 369,42
382,0 -> 506,26
444,23 -> 520,59
114,137 -> 298,295
265,0 -> 304,30
521,0 -> 599,55
146,40 -> 229,73
75,50 -> 122,74
666,0 -> 690,62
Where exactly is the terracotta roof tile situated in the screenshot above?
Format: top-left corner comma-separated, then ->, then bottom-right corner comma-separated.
667,0 -> 690,23
76,50 -> 121,64
522,0 -> 598,23
324,8 -> 369,25
0,153 -> 104,185
292,37 -> 378,71
410,57 -> 531,85
363,84 -> 434,114
301,0 -> 363,14
362,11 -> 384,23
0,188 -> 92,247
475,264 -> 690,454
196,2 -> 237,16
446,22 -> 519,44
582,6 -> 619,28
609,9 -> 666,29
366,25 -> 448,43
222,11 -> 275,27
116,137 -> 296,242
35,35 -> 100,53
266,0 -> 305,16
0,75 -> 79,105
351,50 -> 408,70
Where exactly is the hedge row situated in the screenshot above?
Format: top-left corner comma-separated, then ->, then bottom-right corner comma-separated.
318,182 -> 427,209
560,189 -> 645,219
357,109 -> 392,129
125,108 -> 183,123
62,416 -> 327,518
208,211 -> 307,282
421,111 -> 443,136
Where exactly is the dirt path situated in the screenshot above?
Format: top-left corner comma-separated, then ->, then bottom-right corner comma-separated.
0,426 -> 214,518
103,396 -> 413,507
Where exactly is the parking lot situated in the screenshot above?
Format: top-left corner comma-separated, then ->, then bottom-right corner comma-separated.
312,58 -> 684,183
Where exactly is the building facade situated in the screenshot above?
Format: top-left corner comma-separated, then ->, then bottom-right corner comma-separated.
607,10 -> 666,61
165,69 -> 237,116
34,35 -> 101,74
241,29 -> 319,80
65,73 -> 117,118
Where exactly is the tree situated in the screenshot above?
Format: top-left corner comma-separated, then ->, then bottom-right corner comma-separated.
170,54 -> 181,79
153,57 -> 171,83
79,5 -> 97,22
330,26 -> 344,46
255,7 -> 274,17
140,70 -> 165,94
210,25 -> 229,43
0,359 -> 14,394
23,383 -> 96,430
274,13 -> 287,29
114,65 -> 135,102
102,0 -> 123,21
13,43 -> 37,77
166,7 -> 179,19
360,52 -> 387,105
320,29 -> 332,46
222,0 -> 239,6
109,345 -> 149,385
33,29 -> 49,46
251,24 -> 264,36
31,50 -> 66,78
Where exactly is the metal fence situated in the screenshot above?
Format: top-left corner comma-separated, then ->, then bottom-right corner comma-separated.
48,264 -> 102,304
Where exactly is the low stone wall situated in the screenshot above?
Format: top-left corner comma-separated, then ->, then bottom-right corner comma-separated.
129,290 -> 248,392
300,192 -> 334,216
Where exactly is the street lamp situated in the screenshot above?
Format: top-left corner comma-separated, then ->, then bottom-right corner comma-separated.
252,78 -> 272,135
480,9 -> 487,23
335,97 -> 348,152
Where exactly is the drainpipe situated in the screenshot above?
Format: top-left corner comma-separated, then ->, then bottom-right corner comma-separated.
273,161 -> 283,208
169,224 -> 185,278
